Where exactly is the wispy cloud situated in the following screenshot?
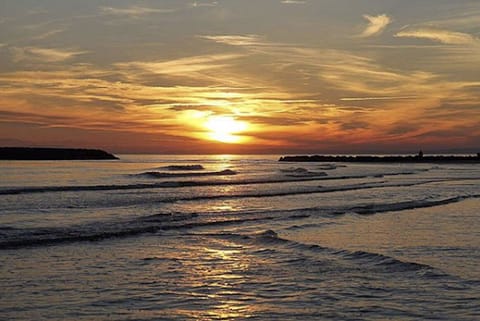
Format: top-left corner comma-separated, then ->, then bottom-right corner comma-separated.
340,96 -> 417,101
360,14 -> 392,37
395,28 -> 478,45
199,35 -> 265,46
31,28 -> 65,40
191,1 -> 218,7
419,5 -> 480,30
101,6 -> 174,17
116,54 -> 244,77
11,47 -> 87,63
281,0 -> 307,4
199,33 -> 458,97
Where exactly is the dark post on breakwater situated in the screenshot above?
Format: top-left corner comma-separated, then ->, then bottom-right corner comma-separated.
0,147 -> 119,160
279,153 -> 480,163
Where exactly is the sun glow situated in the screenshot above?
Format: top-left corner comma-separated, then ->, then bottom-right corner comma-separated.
204,116 -> 248,143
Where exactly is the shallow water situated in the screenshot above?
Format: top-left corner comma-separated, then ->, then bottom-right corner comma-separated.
1,155 -> 479,320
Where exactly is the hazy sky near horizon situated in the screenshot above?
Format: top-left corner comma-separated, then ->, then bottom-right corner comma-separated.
0,0 -> 479,153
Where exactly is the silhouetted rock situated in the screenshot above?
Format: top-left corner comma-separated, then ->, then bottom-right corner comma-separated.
0,147 -> 119,160
279,154 -> 480,163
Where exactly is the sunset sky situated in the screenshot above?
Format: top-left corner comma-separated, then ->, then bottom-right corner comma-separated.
1,0 -> 479,154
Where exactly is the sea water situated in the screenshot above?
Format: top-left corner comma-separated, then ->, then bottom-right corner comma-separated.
1,155 -> 479,320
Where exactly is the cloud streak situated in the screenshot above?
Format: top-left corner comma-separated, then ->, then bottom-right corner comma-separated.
101,6 -> 174,17
199,34 -> 267,46
191,1 -> 218,8
31,28 -> 65,40
281,0 -> 307,4
115,54 -> 244,80
395,28 -> 478,45
340,96 -> 417,101
11,47 -> 88,63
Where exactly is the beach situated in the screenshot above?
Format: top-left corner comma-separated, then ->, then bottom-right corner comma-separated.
1,155 -> 479,320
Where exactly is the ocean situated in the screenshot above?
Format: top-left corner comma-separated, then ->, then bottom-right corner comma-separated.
1,154 -> 479,320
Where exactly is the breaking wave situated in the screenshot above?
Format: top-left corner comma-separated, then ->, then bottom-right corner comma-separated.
0,175 -> 375,195
317,164 -> 346,170
3,194 -> 478,250
214,230 -> 441,274
137,169 -> 237,178
156,165 -> 205,171
279,167 -> 328,177
0,213 -> 274,250
348,196 -> 480,215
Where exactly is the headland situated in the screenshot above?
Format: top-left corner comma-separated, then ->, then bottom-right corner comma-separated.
0,147 -> 119,160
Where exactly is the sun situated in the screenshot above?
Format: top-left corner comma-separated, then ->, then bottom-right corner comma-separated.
204,115 -> 248,143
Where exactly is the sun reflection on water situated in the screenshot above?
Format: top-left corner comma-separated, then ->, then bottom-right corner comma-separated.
185,239 -> 257,320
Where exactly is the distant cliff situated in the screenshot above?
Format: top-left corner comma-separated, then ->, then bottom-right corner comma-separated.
0,147 -> 119,160
279,154 -> 480,163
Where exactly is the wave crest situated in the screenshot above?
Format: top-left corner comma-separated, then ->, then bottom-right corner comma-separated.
216,230 -> 441,274
137,169 -> 237,178
157,165 -> 205,171
280,167 -> 328,178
